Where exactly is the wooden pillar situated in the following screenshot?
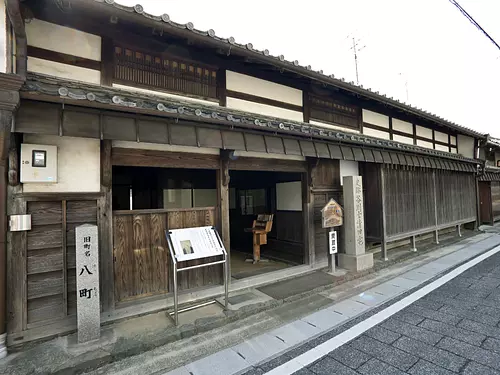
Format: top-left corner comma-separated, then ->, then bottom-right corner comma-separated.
0,74 -> 23,354
98,140 -> 114,311
433,170 -> 439,244
303,163 -> 315,266
219,151 -> 231,276
380,165 -> 388,261
6,134 -> 25,336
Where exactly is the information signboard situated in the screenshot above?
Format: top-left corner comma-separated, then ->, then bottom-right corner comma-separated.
168,226 -> 225,262
321,199 -> 343,228
166,226 -> 228,325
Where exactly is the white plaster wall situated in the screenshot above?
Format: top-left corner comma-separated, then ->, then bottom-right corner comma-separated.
363,127 -> 390,140
450,147 -> 458,154
233,150 -> 305,161
112,141 -> 220,155
0,1 -> 6,73
435,144 -> 449,152
416,125 -> 433,139
226,71 -> 302,106
417,139 -> 434,149
226,97 -> 303,122
393,134 -> 414,145
362,109 -> 389,128
309,120 -> 360,134
193,189 -> 217,207
113,84 -> 219,106
458,134 -> 475,159
26,19 -> 101,60
340,160 -> 359,186
28,57 -> 101,84
392,119 -> 413,134
23,135 -> 100,193
434,130 -> 448,143
276,181 -> 302,211
450,136 -> 457,146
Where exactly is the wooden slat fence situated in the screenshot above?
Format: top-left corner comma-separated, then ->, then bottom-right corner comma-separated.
112,207 -> 221,302
26,199 -> 97,327
381,165 -> 476,239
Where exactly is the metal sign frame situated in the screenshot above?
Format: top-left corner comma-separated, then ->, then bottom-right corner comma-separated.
166,226 -> 229,325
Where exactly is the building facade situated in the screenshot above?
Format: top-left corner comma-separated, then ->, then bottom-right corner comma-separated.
0,0 -> 486,348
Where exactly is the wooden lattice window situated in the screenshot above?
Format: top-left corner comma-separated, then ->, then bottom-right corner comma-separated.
114,45 -> 218,100
309,94 -> 360,129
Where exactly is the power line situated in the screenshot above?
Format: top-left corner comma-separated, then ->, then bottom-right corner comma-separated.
448,0 -> 500,51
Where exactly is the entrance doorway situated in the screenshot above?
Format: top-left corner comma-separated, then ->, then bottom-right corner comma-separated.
228,170 -> 304,279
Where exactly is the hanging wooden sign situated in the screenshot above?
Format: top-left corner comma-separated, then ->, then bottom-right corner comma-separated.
321,199 -> 343,228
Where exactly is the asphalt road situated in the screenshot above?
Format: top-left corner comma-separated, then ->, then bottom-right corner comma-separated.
248,251 -> 500,375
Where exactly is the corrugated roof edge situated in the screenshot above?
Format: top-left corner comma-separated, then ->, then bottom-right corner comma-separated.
87,0 -> 486,139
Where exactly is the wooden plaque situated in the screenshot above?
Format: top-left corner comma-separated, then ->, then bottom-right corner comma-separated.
322,199 -> 343,228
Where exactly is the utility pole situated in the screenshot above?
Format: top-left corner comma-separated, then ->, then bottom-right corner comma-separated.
349,36 -> 365,85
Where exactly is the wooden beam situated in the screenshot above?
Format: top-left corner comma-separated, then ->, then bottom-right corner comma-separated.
100,37 -> 115,86
226,90 -> 302,113
219,151 -> 231,277
5,0 -> 27,77
303,162 -> 315,266
217,69 -> 227,107
27,46 -> 101,71
99,140 -> 114,311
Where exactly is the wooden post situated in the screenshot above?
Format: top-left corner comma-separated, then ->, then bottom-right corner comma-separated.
410,235 -> 417,252
380,165 -> 388,261
303,165 -> 315,266
433,170 -> 439,244
98,140 -> 114,311
219,151 -> 231,277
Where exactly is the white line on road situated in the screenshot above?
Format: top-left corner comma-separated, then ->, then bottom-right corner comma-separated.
265,245 -> 500,375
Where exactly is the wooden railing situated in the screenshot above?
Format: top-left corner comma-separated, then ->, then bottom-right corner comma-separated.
112,207 -> 220,302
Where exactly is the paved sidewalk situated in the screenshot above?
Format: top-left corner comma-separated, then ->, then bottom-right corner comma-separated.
160,233 -> 500,375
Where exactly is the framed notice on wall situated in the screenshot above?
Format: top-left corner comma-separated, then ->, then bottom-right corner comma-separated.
168,226 -> 225,262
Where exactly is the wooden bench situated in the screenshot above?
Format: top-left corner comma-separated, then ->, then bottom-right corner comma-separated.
244,214 -> 274,262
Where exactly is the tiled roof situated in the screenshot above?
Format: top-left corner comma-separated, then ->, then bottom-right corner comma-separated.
22,72 -> 478,164
89,0 -> 486,138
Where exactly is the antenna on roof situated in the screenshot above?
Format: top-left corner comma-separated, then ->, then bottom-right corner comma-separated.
348,34 -> 366,85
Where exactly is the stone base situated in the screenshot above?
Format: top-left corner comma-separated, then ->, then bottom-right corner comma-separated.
338,253 -> 374,272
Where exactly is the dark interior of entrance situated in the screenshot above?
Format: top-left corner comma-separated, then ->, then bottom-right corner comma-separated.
112,166 -> 304,283
229,170 -> 304,279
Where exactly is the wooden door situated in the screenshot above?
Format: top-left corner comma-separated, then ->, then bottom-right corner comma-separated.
479,181 -> 492,225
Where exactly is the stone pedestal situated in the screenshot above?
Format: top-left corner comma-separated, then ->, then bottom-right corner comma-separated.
341,176 -> 373,271
338,253 -> 373,272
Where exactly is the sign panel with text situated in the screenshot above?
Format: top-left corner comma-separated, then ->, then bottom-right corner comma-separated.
168,226 -> 224,262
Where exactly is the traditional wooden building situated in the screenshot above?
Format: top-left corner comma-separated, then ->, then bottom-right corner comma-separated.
478,137 -> 500,225
0,0 -> 486,348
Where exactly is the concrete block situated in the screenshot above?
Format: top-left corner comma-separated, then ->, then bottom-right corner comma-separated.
269,320 -> 321,347
330,299 -> 368,318
232,333 -> 288,366
338,253 -> 373,272
301,308 -> 347,331
185,348 -> 249,375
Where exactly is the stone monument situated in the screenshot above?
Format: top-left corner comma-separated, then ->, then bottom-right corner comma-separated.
338,176 -> 374,271
75,224 -> 100,343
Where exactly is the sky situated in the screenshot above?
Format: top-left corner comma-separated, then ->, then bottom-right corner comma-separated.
116,0 -> 500,136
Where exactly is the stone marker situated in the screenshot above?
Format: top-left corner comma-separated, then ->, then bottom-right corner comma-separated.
338,176 -> 374,271
75,224 -> 100,343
